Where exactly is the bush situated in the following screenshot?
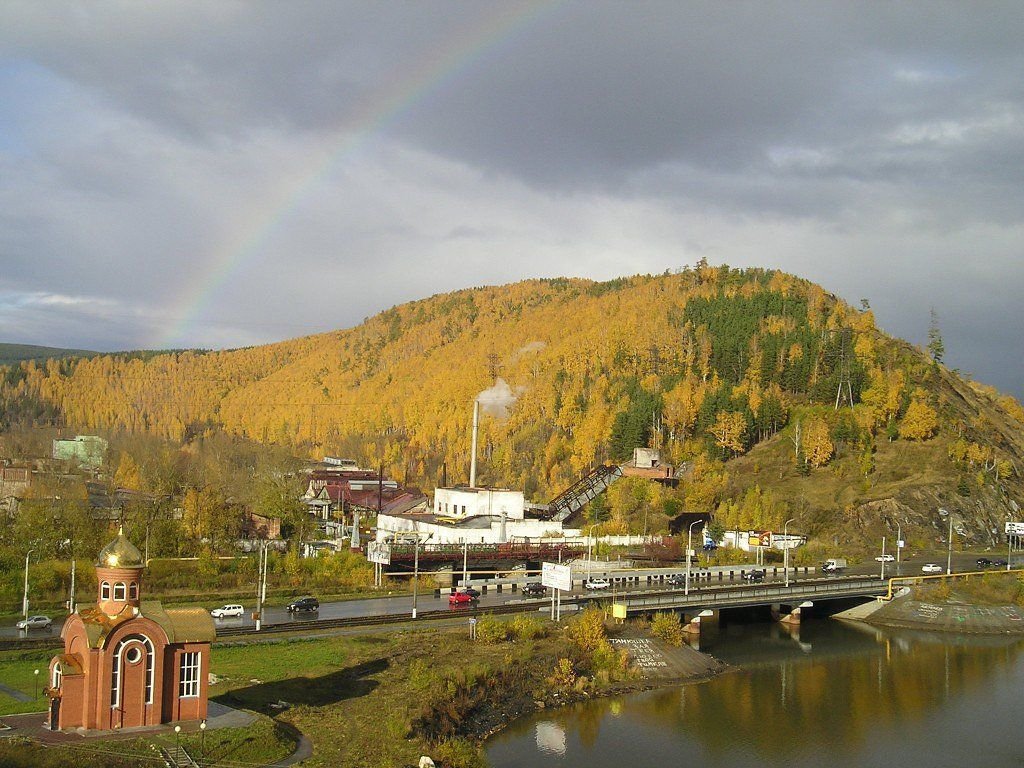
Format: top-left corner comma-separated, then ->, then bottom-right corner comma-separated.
509,615 -> 545,641
474,615 -> 509,644
547,657 -> 577,690
650,612 -> 685,646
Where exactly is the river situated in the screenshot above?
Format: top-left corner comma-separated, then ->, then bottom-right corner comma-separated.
485,617 -> 1024,768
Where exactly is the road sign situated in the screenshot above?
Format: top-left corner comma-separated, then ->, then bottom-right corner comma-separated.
1006,522 -> 1024,536
366,541 -> 392,565
541,562 -> 572,591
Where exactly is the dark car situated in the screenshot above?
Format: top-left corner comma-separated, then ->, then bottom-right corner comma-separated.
742,569 -> 766,583
521,582 -> 546,597
286,596 -> 320,612
460,587 -> 481,598
993,559 -> 1008,567
667,575 -> 686,587
977,558 -> 994,567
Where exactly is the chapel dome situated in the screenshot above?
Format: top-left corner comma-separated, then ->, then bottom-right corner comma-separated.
96,527 -> 145,569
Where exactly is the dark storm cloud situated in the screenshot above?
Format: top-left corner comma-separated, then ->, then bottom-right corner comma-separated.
0,1 -> 1022,397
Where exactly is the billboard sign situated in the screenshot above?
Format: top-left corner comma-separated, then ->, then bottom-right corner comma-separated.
1006,522 -> 1024,536
541,562 -> 572,591
366,541 -> 392,565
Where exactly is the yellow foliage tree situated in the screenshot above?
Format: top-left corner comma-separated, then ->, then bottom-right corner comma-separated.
899,392 -> 938,441
709,411 -> 747,457
803,416 -> 834,468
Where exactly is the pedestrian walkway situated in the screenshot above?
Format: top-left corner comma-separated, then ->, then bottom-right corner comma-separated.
0,682 -> 32,703
0,700 -> 256,745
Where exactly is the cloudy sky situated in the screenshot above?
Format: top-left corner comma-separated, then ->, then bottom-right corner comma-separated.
1,1 -> 1022,397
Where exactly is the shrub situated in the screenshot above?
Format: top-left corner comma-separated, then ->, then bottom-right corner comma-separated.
474,615 -> 509,644
650,612 -> 685,646
548,657 -> 577,690
509,615 -> 545,641
565,609 -> 607,655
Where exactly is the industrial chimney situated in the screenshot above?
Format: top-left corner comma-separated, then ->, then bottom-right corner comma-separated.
470,399 -> 479,488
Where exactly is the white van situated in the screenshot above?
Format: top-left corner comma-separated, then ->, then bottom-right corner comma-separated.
821,558 -> 847,573
210,604 -> 244,618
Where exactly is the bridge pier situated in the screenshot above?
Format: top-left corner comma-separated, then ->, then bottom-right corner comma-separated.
773,601 -> 813,625
683,609 -> 718,635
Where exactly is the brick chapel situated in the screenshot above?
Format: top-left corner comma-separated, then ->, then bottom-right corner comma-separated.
45,528 -> 216,731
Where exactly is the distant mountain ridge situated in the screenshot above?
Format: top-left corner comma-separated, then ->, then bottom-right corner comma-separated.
0,342 -> 98,365
1,267 -> 1022,547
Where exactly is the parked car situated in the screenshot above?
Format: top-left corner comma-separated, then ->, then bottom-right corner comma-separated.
521,582 -> 547,597
584,578 -> 610,590
286,596 -> 320,612
449,591 -> 476,606
210,604 -> 244,619
742,569 -> 766,583
16,615 -> 51,630
976,558 -> 994,568
921,563 -> 944,573
875,554 -> 895,562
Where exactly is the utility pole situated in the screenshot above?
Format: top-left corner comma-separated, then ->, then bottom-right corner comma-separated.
22,549 -> 33,621
945,513 -> 953,575
68,558 -> 76,614
784,518 -> 795,587
255,543 -> 268,631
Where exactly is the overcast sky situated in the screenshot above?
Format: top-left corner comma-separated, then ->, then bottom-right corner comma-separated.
1,1 -> 1022,397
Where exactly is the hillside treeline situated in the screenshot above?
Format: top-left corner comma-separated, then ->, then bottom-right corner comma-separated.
3,265 -> 1023,533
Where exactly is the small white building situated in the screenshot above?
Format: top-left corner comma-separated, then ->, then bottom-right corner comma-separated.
432,486 -> 525,520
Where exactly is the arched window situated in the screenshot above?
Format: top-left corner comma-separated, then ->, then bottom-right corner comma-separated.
101,582 -> 110,600
52,664 -> 62,690
113,582 -> 126,601
129,582 -> 138,600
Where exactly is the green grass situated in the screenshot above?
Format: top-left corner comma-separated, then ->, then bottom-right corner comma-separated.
0,649 -> 53,715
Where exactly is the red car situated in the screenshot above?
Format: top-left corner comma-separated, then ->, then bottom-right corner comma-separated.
449,591 -> 476,606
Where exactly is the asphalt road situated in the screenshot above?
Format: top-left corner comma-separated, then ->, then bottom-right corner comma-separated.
7,550 -> 1019,639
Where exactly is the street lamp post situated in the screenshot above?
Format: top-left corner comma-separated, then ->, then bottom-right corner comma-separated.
412,533 -> 432,619
685,520 -> 702,596
945,512 -> 953,575
33,669 -> 39,699
174,724 -> 181,763
587,524 -> 599,583
22,549 -> 34,622
880,536 -> 887,581
200,719 -> 207,767
783,518 -> 796,587
896,521 -> 902,570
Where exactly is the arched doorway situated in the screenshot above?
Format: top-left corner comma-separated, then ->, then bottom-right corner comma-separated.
111,635 -> 155,728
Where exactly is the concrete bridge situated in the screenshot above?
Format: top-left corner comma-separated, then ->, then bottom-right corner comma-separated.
607,576 -> 890,630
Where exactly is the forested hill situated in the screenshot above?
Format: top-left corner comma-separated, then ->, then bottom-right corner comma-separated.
2,266 -> 1022,544
0,343 -> 97,366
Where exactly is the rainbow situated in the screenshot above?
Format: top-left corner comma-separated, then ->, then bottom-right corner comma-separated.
157,0 -> 558,350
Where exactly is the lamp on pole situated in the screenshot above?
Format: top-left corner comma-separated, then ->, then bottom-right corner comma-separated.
22,549 -> 34,622
685,520 -> 702,596
943,510 -> 953,575
412,532 -> 433,619
174,724 -> 181,763
587,524 -> 600,583
200,719 -> 207,766
783,518 -> 795,587
895,521 -> 903,570
33,669 -> 39,699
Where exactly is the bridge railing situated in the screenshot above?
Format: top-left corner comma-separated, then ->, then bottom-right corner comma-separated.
615,577 -> 888,613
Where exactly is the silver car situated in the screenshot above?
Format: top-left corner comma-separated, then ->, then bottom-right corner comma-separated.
16,615 -> 52,630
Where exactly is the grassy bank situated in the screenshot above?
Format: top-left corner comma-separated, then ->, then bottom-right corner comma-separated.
912,571 -> 1024,606
0,610 -> 654,767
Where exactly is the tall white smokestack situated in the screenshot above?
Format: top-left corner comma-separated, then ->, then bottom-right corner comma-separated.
470,399 -> 479,488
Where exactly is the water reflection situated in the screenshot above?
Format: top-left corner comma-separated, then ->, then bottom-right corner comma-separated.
487,620 -> 1024,768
